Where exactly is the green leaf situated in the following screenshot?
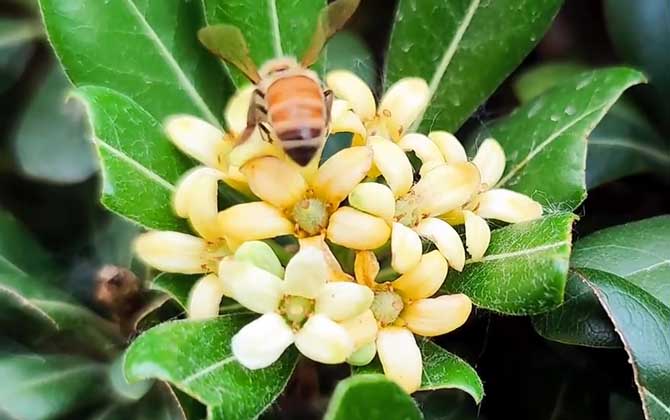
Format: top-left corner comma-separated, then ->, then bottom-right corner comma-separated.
0,354 -> 106,420
124,314 -> 297,419
151,273 -> 198,310
384,0 -> 562,132
354,340 -> 483,403
324,374 -> 422,420
39,0 -> 230,125
14,66 -> 98,184
0,211 -> 58,277
325,31 -> 376,87
577,268 -> 670,420
76,86 -> 191,231
442,213 -> 575,315
490,67 -> 645,210
513,62 -> 587,104
202,0 -> 326,86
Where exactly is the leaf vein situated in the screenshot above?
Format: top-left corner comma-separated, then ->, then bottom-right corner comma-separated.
465,240 -> 569,264
181,355 -> 236,385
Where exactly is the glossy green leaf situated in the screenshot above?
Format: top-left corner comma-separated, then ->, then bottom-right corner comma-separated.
151,273 -> 199,310
354,340 -> 483,403
443,213 -> 575,315
13,66 -> 98,184
39,0 -> 230,125
489,67 -> 645,210
92,384 -> 194,420
76,86 -> 191,232
578,268 -> 670,420
124,314 -> 297,419
384,0 -> 562,132
324,374 -> 422,420
0,354 -> 105,420
202,0 -> 326,86
0,211 -> 58,277
325,31 -> 376,87
513,62 -> 587,104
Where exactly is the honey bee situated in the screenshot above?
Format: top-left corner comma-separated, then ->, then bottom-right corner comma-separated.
198,0 -> 360,166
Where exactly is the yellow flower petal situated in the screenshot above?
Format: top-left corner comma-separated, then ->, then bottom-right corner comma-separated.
440,208 -> 466,225
224,84 -> 255,135
402,294 -> 472,337
414,218 -> 465,271
378,78 -> 429,141
173,167 -> 222,218
283,246 -> 327,299
218,259 -> 283,314
464,210 -> 490,260
187,274 -> 225,320
298,235 -> 353,282
413,162 -> 481,216
295,314 -> 354,364
218,202 -> 294,241
316,282 -> 374,321
398,133 -> 444,169
348,182 -> 396,222
232,312 -> 294,369
347,341 -> 377,366
392,250 -> 448,300
134,232 -> 209,274
185,168 -> 223,241
354,250 -> 380,288
428,131 -> 467,163
376,326 -> 422,394
233,241 -> 284,278
313,146 -> 373,206
164,115 -> 228,169
473,138 -> 506,189
339,309 -> 378,348
369,136 -> 413,198
326,70 -> 376,120
391,223 -> 423,274
327,207 -> 391,250
228,128 -> 284,168
476,188 -> 543,223
240,156 -> 307,209
330,99 -> 367,147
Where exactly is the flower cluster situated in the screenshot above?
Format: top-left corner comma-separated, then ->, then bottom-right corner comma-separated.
134,70 -> 542,394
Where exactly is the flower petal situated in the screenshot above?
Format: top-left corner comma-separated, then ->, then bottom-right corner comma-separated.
398,133 -> 444,169
233,241 -> 284,278
134,232 -> 209,274
224,84 -> 254,135
392,250 -> 448,300
241,156 -> 307,209
219,259 -> 283,314
339,309 -> 378,348
315,282 -> 374,321
413,162 -> 481,216
327,207 -> 391,250
295,314 -> 354,364
173,167 -> 223,218
369,136 -> 413,198
414,218 -> 465,271
347,341 -> 377,366
228,128 -> 284,168
313,146 -> 373,206
283,246 -> 327,299
232,312 -> 294,369
402,294 -> 472,337
472,138 -> 506,188
464,210 -> 490,260
326,70 -> 376,120
218,202 -> 294,241
476,189 -> 543,223
185,168 -> 223,241
378,78 -> 429,141
391,223 -> 423,274
299,235 -> 353,282
348,182 -> 396,222
376,326 -> 422,394
164,115 -> 228,168
187,274 -> 226,319
330,100 -> 367,147
354,250 -> 380,288
428,131 -> 467,163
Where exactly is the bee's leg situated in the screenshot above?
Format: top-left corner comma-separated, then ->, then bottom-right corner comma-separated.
237,88 -> 266,144
324,89 -> 334,125
259,122 -> 273,143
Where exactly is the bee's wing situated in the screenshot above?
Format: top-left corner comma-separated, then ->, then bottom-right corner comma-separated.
300,0 -> 360,67
198,24 -> 261,83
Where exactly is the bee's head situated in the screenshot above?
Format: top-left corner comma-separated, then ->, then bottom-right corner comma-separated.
259,57 -> 300,78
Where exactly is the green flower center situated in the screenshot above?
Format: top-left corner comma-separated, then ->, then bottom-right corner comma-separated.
370,291 -> 404,326
279,295 -> 315,328
292,198 -> 329,236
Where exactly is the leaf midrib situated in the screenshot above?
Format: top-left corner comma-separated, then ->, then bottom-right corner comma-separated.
588,137 -> 670,164
464,240 -> 569,265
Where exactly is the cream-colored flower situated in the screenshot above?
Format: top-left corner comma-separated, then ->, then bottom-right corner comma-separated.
217,148 -> 390,250
222,238 -> 373,369
327,70 -> 430,144
440,138 -> 543,260
342,135 -> 481,273
343,251 -> 472,394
